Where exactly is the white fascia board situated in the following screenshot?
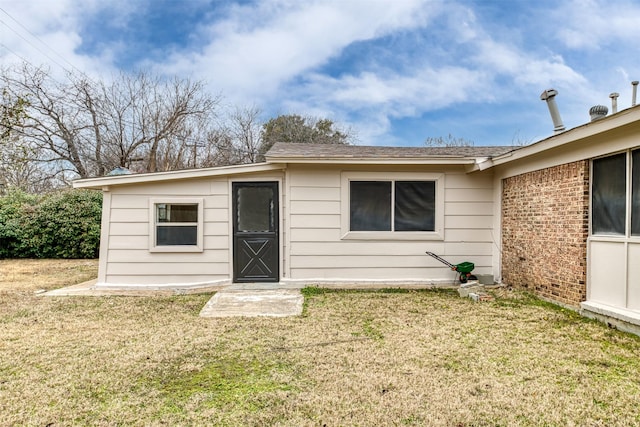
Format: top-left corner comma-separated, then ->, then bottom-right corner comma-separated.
263,157 -> 477,166
73,162 -> 286,189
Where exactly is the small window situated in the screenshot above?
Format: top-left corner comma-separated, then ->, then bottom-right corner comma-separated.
149,199 -> 203,252
156,204 -> 198,245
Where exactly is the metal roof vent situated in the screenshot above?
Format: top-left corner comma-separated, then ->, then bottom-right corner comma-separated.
589,105 -> 608,122
540,89 -> 565,132
107,167 -> 132,176
609,92 -> 620,114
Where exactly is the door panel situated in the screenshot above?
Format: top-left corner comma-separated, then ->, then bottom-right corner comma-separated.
232,182 -> 279,282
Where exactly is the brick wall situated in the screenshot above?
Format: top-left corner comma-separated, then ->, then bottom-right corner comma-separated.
501,160 -> 589,306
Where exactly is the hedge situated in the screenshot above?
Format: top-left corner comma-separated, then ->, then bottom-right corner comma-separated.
0,189 -> 102,259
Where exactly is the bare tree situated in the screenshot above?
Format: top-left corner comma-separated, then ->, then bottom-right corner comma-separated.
0,63 -> 221,180
424,133 -> 474,147
227,105 -> 262,163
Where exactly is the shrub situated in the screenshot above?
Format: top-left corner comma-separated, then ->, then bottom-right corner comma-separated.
0,189 -> 102,259
0,189 -> 39,258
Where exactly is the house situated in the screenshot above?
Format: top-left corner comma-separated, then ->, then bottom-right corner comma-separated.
73,105 -> 640,333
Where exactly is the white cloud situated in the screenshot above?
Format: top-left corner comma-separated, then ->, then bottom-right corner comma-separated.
302,66 -> 488,115
0,0 -> 135,78
152,0 -> 441,102
555,0 -> 640,49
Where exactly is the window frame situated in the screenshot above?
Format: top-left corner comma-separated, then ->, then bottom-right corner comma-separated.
340,172 -> 444,241
149,198 -> 204,252
590,148 -> 640,239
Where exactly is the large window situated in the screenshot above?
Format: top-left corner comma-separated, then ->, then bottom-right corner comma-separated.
592,149 -> 640,237
149,198 -> 203,252
341,173 -> 443,240
349,181 -> 435,232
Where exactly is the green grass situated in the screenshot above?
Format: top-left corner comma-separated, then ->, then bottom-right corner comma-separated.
3,261 -> 640,426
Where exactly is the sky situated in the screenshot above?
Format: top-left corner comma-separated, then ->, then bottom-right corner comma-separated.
1,0 -> 640,147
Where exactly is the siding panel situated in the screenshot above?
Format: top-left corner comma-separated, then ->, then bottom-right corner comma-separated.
445,188 -> 493,203
290,214 -> 340,229
107,249 -> 228,263
109,235 -> 148,250
290,200 -> 340,215
445,202 -> 493,216
446,173 -> 493,189
105,275 -> 227,285
445,216 -> 493,229
111,181 -> 212,195
290,228 -> 343,242
111,208 -> 148,223
107,262 -> 228,276
290,187 -> 340,201
290,241 -> 444,256
110,222 -> 148,236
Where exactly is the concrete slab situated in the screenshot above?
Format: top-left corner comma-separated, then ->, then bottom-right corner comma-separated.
199,289 -> 304,318
41,280 -> 223,296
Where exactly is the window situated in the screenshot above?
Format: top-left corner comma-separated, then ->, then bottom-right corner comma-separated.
341,173 -> 443,240
350,181 -> 391,231
591,149 -> 640,237
633,150 -> 640,236
394,181 -> 436,231
149,198 -> 203,252
592,153 -> 626,235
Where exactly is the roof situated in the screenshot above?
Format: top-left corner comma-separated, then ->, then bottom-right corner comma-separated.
265,142 -> 514,160
73,162 -> 285,189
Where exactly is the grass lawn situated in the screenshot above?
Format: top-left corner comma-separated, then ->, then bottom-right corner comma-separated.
1,259 -> 640,426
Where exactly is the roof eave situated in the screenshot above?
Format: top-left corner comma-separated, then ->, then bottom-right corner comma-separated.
73,162 -> 285,189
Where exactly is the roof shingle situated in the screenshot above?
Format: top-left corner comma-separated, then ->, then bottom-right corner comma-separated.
265,142 -> 514,159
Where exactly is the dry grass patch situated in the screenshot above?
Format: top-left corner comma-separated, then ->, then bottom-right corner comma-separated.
0,258 -> 98,292
1,261 -> 640,426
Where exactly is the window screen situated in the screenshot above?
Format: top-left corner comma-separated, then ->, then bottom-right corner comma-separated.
236,186 -> 276,232
350,181 -> 391,231
395,181 -> 435,231
592,154 -> 626,235
633,149 -> 640,236
156,226 -> 197,245
155,203 -> 198,245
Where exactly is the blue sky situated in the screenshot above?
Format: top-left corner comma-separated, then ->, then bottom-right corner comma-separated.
1,0 -> 640,146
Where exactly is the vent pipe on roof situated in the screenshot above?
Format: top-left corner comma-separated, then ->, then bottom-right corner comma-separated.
540,89 -> 565,132
632,81 -> 639,107
609,92 -> 620,114
589,105 -> 608,122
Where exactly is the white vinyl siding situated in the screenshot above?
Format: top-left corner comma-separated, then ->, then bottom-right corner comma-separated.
286,166 -> 494,283
102,179 -> 232,285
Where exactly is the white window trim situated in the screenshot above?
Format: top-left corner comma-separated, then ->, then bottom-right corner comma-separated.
148,198 -> 204,252
590,149 -> 637,239
340,172 -> 445,241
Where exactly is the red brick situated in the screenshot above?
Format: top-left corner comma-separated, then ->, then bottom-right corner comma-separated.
501,161 -> 589,306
